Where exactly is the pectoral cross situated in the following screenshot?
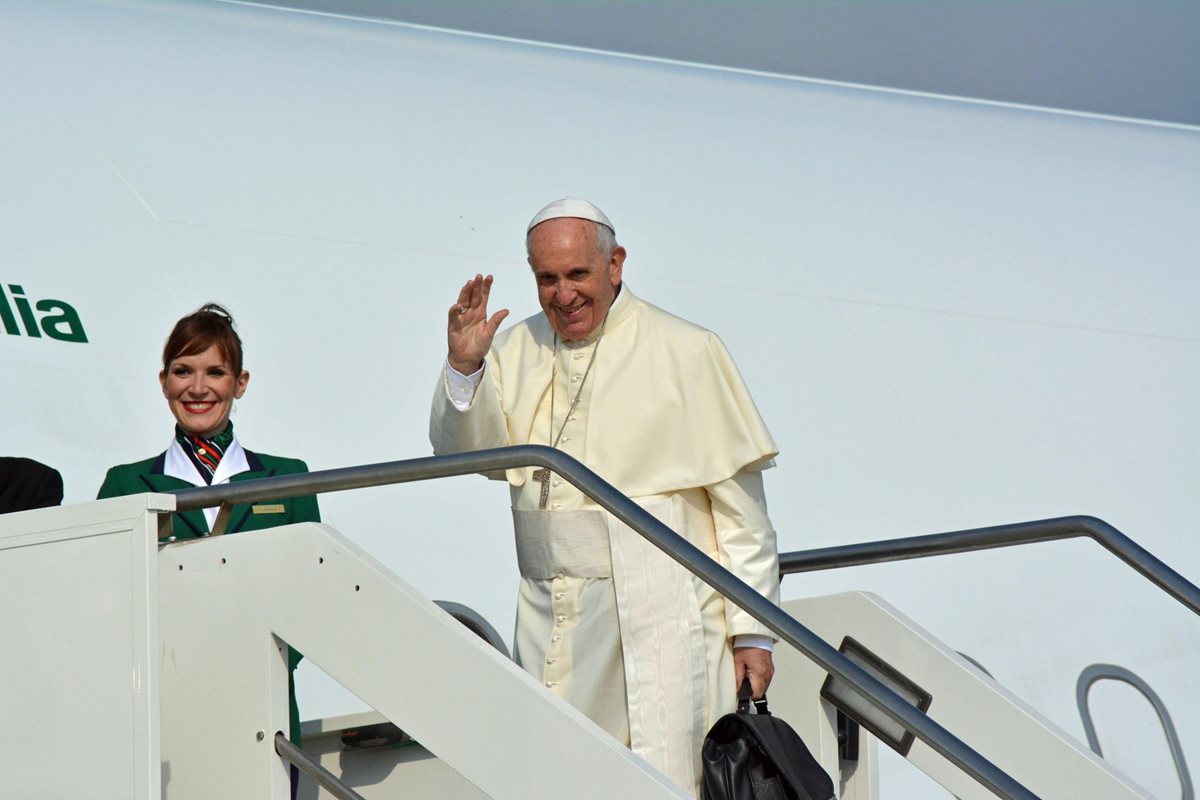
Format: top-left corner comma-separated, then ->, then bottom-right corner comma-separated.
533,468 -> 552,509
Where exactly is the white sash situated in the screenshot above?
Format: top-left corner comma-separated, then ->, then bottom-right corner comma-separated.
511,509 -> 613,578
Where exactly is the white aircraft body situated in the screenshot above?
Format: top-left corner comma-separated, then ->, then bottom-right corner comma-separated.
1,1 -> 1197,797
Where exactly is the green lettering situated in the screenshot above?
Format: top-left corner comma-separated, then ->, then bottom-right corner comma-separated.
0,285 -> 17,335
9,285 -> 40,337
37,299 -> 88,343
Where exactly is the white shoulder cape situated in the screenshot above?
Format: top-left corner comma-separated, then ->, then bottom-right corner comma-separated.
483,286 -> 777,494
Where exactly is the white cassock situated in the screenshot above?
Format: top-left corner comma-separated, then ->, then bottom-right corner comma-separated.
430,285 -> 780,795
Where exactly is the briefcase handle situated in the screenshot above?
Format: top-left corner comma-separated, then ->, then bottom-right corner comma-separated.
736,677 -> 771,717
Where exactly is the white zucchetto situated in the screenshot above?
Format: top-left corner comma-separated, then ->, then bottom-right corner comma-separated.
527,197 -> 615,234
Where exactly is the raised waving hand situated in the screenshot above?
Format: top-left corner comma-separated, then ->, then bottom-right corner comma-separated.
447,274 -> 509,375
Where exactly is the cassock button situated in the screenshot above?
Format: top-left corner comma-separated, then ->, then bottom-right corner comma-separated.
556,615 -> 566,623
573,353 -> 584,360
552,635 -> 561,642
545,681 -> 557,688
546,657 -> 557,664
555,571 -> 565,579
552,480 -> 562,487
570,375 -> 581,383
554,592 -> 564,600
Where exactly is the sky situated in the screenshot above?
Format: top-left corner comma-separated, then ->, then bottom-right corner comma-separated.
272,0 -> 1200,126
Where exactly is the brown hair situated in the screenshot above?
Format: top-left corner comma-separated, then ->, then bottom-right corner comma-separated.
162,303 -> 244,374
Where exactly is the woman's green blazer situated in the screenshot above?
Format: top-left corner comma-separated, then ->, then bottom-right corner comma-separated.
98,448 -> 321,539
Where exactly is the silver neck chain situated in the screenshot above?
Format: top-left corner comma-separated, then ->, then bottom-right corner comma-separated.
549,314 -> 608,449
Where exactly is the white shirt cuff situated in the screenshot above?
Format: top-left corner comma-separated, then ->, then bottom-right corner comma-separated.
445,360 -> 484,411
733,634 -> 774,652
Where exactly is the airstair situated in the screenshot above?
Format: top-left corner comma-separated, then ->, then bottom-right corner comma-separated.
1,447 -> 1195,799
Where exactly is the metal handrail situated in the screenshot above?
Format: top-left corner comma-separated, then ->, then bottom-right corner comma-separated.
276,732 -> 367,800
171,445 -> 1039,800
778,516 -> 1200,617
1076,665 -> 1195,800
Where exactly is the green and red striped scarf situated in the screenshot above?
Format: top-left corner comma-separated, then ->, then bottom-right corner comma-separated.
175,422 -> 235,485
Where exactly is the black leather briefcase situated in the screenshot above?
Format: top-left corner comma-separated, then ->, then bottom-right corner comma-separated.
701,679 -> 836,800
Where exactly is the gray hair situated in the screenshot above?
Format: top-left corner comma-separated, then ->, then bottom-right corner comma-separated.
526,220 -> 618,260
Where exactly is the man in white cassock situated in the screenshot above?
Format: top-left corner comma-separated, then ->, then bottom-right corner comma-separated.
430,198 -> 780,795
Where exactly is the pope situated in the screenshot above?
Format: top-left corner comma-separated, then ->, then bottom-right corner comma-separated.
430,198 -> 780,794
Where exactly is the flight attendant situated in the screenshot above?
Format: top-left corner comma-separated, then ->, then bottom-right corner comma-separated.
97,302 -> 318,755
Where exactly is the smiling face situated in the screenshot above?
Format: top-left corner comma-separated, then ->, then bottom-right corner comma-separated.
528,217 -> 626,341
159,344 -> 249,438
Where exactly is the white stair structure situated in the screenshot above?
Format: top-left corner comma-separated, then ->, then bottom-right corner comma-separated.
1,497 -> 683,800
0,495 -> 164,800
771,594 -> 1152,800
0,492 -> 1163,799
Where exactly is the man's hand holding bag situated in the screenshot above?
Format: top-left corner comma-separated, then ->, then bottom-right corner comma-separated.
701,679 -> 836,800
